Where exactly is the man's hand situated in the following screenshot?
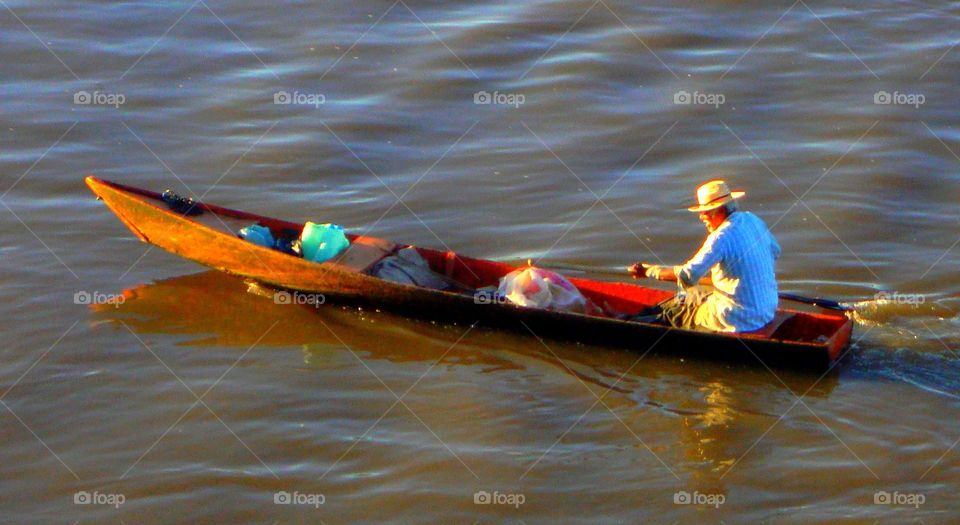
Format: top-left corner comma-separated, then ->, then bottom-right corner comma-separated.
642,263 -> 664,280
628,262 -> 663,279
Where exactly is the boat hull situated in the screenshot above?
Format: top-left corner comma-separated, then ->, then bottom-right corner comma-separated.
86,176 -> 853,370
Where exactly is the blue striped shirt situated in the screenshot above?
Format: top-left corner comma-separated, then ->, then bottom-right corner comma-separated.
674,211 -> 780,332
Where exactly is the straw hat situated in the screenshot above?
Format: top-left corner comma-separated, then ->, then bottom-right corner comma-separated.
687,180 -> 745,212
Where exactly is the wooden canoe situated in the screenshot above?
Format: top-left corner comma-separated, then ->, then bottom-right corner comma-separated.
85,176 -> 853,370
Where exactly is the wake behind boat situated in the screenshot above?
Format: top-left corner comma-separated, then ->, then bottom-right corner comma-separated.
85,176 -> 853,370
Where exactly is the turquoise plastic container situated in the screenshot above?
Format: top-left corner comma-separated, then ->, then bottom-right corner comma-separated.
300,222 -> 350,263
238,224 -> 275,248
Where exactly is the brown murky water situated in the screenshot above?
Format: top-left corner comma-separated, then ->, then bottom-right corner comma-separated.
1,0 -> 958,523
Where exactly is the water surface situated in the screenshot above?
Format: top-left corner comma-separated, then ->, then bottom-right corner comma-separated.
1,0 -> 958,523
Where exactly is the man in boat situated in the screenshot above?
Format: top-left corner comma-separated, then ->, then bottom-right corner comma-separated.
628,180 -> 781,333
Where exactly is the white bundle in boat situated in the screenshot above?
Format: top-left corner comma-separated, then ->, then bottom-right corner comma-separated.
497,267 -> 589,313
369,247 -> 458,291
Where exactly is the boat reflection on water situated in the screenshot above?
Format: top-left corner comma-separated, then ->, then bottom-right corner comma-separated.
91,270 -> 839,484
91,270 -> 530,371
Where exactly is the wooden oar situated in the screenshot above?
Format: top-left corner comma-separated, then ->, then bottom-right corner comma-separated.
541,262 -> 852,312
775,293 -> 850,312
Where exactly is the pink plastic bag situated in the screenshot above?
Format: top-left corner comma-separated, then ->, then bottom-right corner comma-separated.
497,267 -> 588,313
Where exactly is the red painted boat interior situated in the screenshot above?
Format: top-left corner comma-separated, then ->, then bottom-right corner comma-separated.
413,246 -> 849,343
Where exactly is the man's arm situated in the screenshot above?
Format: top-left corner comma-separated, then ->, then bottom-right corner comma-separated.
627,263 -> 712,285
629,230 -> 724,286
